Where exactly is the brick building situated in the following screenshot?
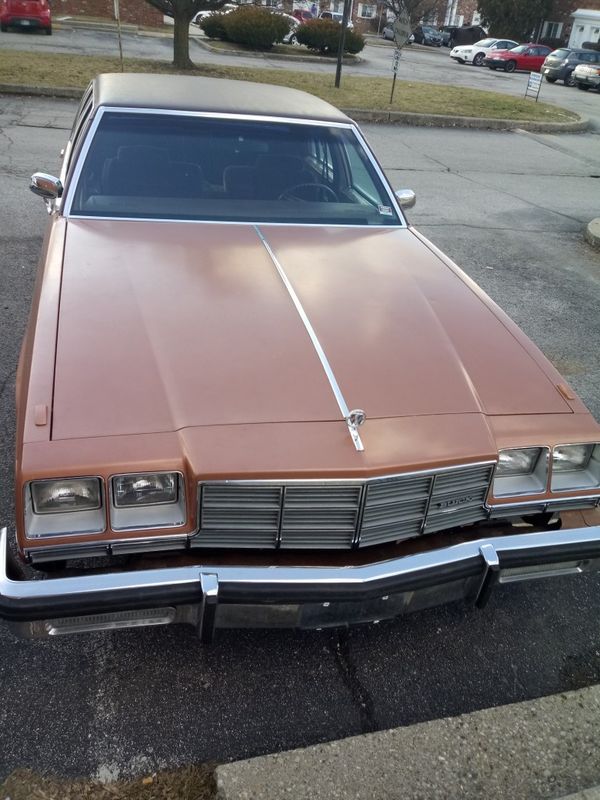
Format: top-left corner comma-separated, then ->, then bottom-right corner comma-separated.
54,0 -> 163,26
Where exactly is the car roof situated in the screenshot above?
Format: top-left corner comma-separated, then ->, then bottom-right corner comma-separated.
92,73 -> 352,124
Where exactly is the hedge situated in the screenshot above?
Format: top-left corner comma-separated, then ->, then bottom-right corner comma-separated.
199,12 -> 229,40
296,19 -> 365,54
221,6 -> 291,49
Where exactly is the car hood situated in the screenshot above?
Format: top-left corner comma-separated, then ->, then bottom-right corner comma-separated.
51,220 -> 571,440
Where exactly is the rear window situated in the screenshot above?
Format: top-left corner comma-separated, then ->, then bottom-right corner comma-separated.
550,49 -> 570,58
69,111 -> 402,227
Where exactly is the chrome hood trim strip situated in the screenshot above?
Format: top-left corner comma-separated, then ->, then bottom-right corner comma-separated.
254,225 -> 364,452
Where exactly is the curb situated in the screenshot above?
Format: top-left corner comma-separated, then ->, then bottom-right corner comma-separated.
216,684 -> 600,800
345,107 -> 590,132
584,218 -> 600,249
0,83 -> 83,99
0,84 -> 589,133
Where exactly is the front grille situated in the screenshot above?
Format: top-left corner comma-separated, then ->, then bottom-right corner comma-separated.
196,463 -> 494,550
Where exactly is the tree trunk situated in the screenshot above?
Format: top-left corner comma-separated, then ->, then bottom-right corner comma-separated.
173,11 -> 193,69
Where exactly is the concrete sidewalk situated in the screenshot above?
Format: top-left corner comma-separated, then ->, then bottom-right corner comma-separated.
216,685 -> 600,800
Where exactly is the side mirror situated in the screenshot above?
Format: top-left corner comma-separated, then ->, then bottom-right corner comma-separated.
30,173 -> 63,213
395,189 -> 416,209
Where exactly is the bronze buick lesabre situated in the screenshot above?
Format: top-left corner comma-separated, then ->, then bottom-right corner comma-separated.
2,73 -> 599,639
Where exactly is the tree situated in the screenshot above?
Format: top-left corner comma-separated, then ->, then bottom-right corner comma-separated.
381,0 -> 447,28
476,0 -> 555,41
145,0 -> 228,69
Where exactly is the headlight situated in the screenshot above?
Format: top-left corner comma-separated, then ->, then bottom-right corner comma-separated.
31,478 -> 101,513
25,478 -> 105,539
113,473 -> 178,507
110,472 -> 186,531
493,447 -> 548,497
551,444 -> 600,492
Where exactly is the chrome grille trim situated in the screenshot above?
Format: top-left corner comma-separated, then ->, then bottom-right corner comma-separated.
196,462 -> 495,550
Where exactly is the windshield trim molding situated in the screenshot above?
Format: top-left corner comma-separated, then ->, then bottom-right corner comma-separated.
62,106 -> 407,227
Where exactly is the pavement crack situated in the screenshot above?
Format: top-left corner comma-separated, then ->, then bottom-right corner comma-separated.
515,129 -> 600,170
331,630 -> 378,735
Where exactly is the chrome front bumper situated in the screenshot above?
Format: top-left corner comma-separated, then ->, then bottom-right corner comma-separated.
2,525 -> 600,640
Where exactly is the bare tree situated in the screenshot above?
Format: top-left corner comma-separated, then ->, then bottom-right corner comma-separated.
145,0 -> 228,68
381,0 -> 446,26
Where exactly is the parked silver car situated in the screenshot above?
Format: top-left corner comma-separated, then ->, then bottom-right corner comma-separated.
573,61 -> 600,90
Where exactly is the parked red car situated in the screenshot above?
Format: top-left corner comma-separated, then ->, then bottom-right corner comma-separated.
0,0 -> 51,33
484,44 -> 551,72
292,8 -> 314,22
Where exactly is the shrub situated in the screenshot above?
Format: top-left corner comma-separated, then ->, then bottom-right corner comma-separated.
200,12 -> 229,40
582,40 -> 600,51
296,19 -> 365,54
539,37 -> 567,50
223,6 -> 291,49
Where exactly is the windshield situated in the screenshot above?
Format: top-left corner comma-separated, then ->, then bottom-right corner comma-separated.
475,38 -> 496,47
550,48 -> 570,58
69,111 -> 401,226
509,45 -> 528,53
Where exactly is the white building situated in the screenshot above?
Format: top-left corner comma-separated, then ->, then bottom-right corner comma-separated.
568,8 -> 600,47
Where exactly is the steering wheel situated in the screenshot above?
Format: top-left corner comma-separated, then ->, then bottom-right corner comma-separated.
279,183 -> 339,202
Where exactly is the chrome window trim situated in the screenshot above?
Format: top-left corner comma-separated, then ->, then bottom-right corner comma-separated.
64,217 -> 405,229
62,106 -> 407,227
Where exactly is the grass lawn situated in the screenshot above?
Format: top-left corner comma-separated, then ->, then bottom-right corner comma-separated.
0,49 -> 578,123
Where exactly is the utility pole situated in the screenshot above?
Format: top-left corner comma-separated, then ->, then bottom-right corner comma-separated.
334,0 -> 352,88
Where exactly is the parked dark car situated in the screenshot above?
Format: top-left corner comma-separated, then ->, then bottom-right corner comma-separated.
0,0 -> 51,33
439,24 -> 486,48
412,25 -> 443,46
541,47 -> 600,86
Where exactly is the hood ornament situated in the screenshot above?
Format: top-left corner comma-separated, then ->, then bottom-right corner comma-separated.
346,409 -> 366,452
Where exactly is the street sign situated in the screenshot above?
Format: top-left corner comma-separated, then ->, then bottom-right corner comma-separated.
525,71 -> 542,101
392,10 -> 411,48
392,48 -> 401,72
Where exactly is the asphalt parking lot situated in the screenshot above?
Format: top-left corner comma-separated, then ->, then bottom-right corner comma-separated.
0,90 -> 599,781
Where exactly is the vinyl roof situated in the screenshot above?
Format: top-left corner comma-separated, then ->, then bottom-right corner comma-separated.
93,74 -> 352,124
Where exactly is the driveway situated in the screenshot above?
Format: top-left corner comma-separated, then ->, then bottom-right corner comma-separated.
0,93 -> 599,782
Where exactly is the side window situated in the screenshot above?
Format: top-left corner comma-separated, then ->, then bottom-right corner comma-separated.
345,145 -> 388,208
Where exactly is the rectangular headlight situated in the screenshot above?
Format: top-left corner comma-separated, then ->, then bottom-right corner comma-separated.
25,478 -> 105,539
110,472 -> 186,531
493,447 -> 548,498
551,444 -> 600,492
31,478 -> 101,514
113,472 -> 178,507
